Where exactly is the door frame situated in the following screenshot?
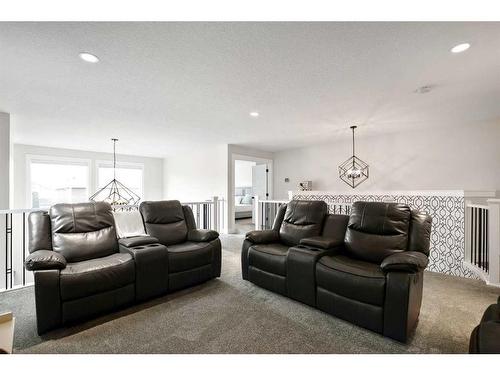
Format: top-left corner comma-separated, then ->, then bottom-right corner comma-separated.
228,153 -> 273,234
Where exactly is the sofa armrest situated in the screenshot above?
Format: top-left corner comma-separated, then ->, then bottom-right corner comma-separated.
245,230 -> 279,244
24,250 -> 67,271
187,229 -> 219,242
300,236 -> 343,249
470,321 -> 500,353
118,236 -> 159,248
380,251 -> 429,273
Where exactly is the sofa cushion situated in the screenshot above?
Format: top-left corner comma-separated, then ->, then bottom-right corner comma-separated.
279,200 -> 328,246
60,253 -> 135,301
167,241 -> 214,273
50,202 -> 118,262
248,243 -> 289,276
316,254 -> 386,306
345,201 -> 411,263
139,200 -> 188,245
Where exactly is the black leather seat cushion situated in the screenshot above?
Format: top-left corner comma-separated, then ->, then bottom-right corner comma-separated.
60,253 -> 135,301
316,254 -> 386,306
167,241 -> 214,273
248,243 -> 289,276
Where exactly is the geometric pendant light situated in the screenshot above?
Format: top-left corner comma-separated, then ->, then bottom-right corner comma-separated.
89,138 -> 141,206
338,125 -> 369,189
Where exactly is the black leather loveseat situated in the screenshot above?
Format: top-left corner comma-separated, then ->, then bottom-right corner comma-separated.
25,200 -> 220,334
242,200 -> 432,342
469,296 -> 500,353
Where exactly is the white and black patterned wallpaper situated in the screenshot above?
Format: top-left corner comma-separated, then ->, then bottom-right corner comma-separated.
292,192 -> 476,279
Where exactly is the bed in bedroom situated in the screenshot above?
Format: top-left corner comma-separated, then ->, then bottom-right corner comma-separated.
235,188 -> 253,219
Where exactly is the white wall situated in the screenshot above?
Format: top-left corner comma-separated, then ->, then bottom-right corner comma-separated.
274,121 -> 500,199
0,113 -> 10,209
163,144 -> 228,202
12,144 -> 164,208
235,160 -> 256,187
162,144 -> 274,233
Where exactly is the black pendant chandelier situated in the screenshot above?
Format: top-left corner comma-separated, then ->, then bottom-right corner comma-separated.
338,125 -> 369,189
89,138 -> 141,206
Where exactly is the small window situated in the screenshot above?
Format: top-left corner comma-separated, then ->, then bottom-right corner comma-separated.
28,157 -> 90,209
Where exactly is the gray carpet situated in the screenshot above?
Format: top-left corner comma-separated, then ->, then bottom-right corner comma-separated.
1,234 -> 499,353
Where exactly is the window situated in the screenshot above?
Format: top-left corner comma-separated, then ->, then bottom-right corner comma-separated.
97,162 -> 144,202
28,156 -> 90,208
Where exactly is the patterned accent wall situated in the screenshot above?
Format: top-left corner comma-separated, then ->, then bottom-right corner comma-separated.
292,192 -> 476,279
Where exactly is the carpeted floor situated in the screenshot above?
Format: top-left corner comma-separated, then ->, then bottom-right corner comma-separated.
1,234 -> 499,354
234,218 -> 254,234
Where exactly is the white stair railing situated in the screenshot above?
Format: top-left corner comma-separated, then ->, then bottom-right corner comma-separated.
464,199 -> 500,286
182,196 -> 225,232
254,197 -> 288,230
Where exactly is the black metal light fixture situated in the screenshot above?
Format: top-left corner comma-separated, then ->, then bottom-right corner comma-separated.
89,138 -> 141,206
338,125 -> 369,188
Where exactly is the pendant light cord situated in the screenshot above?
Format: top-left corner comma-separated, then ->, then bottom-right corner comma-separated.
352,126 -> 355,157
111,138 -> 118,180
351,126 -> 357,169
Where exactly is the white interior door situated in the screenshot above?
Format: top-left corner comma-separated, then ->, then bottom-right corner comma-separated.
252,164 -> 268,222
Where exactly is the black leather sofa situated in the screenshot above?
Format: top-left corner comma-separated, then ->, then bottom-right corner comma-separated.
469,296 -> 500,353
25,200 -> 221,334
242,200 -> 432,342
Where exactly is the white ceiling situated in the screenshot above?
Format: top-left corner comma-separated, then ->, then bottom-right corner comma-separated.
1,22 -> 500,157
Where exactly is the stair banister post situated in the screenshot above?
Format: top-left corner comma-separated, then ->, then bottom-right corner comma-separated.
487,199 -> 500,286
465,200 -> 472,265
212,196 -> 219,232
254,195 -> 260,231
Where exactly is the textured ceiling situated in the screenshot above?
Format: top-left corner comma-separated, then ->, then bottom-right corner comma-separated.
1,22 -> 499,157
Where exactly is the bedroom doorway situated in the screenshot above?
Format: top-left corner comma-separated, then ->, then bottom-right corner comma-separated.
233,159 -> 269,234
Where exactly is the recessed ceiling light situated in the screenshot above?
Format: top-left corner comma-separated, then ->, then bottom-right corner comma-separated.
451,43 -> 471,53
249,112 -> 259,117
79,52 -> 100,63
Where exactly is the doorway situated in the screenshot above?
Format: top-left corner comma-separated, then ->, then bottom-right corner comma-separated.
231,156 -> 272,234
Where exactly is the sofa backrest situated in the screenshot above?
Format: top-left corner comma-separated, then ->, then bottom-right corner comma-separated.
49,202 -> 118,262
139,200 -> 188,245
279,200 -> 328,246
321,214 -> 349,244
344,201 -> 411,263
